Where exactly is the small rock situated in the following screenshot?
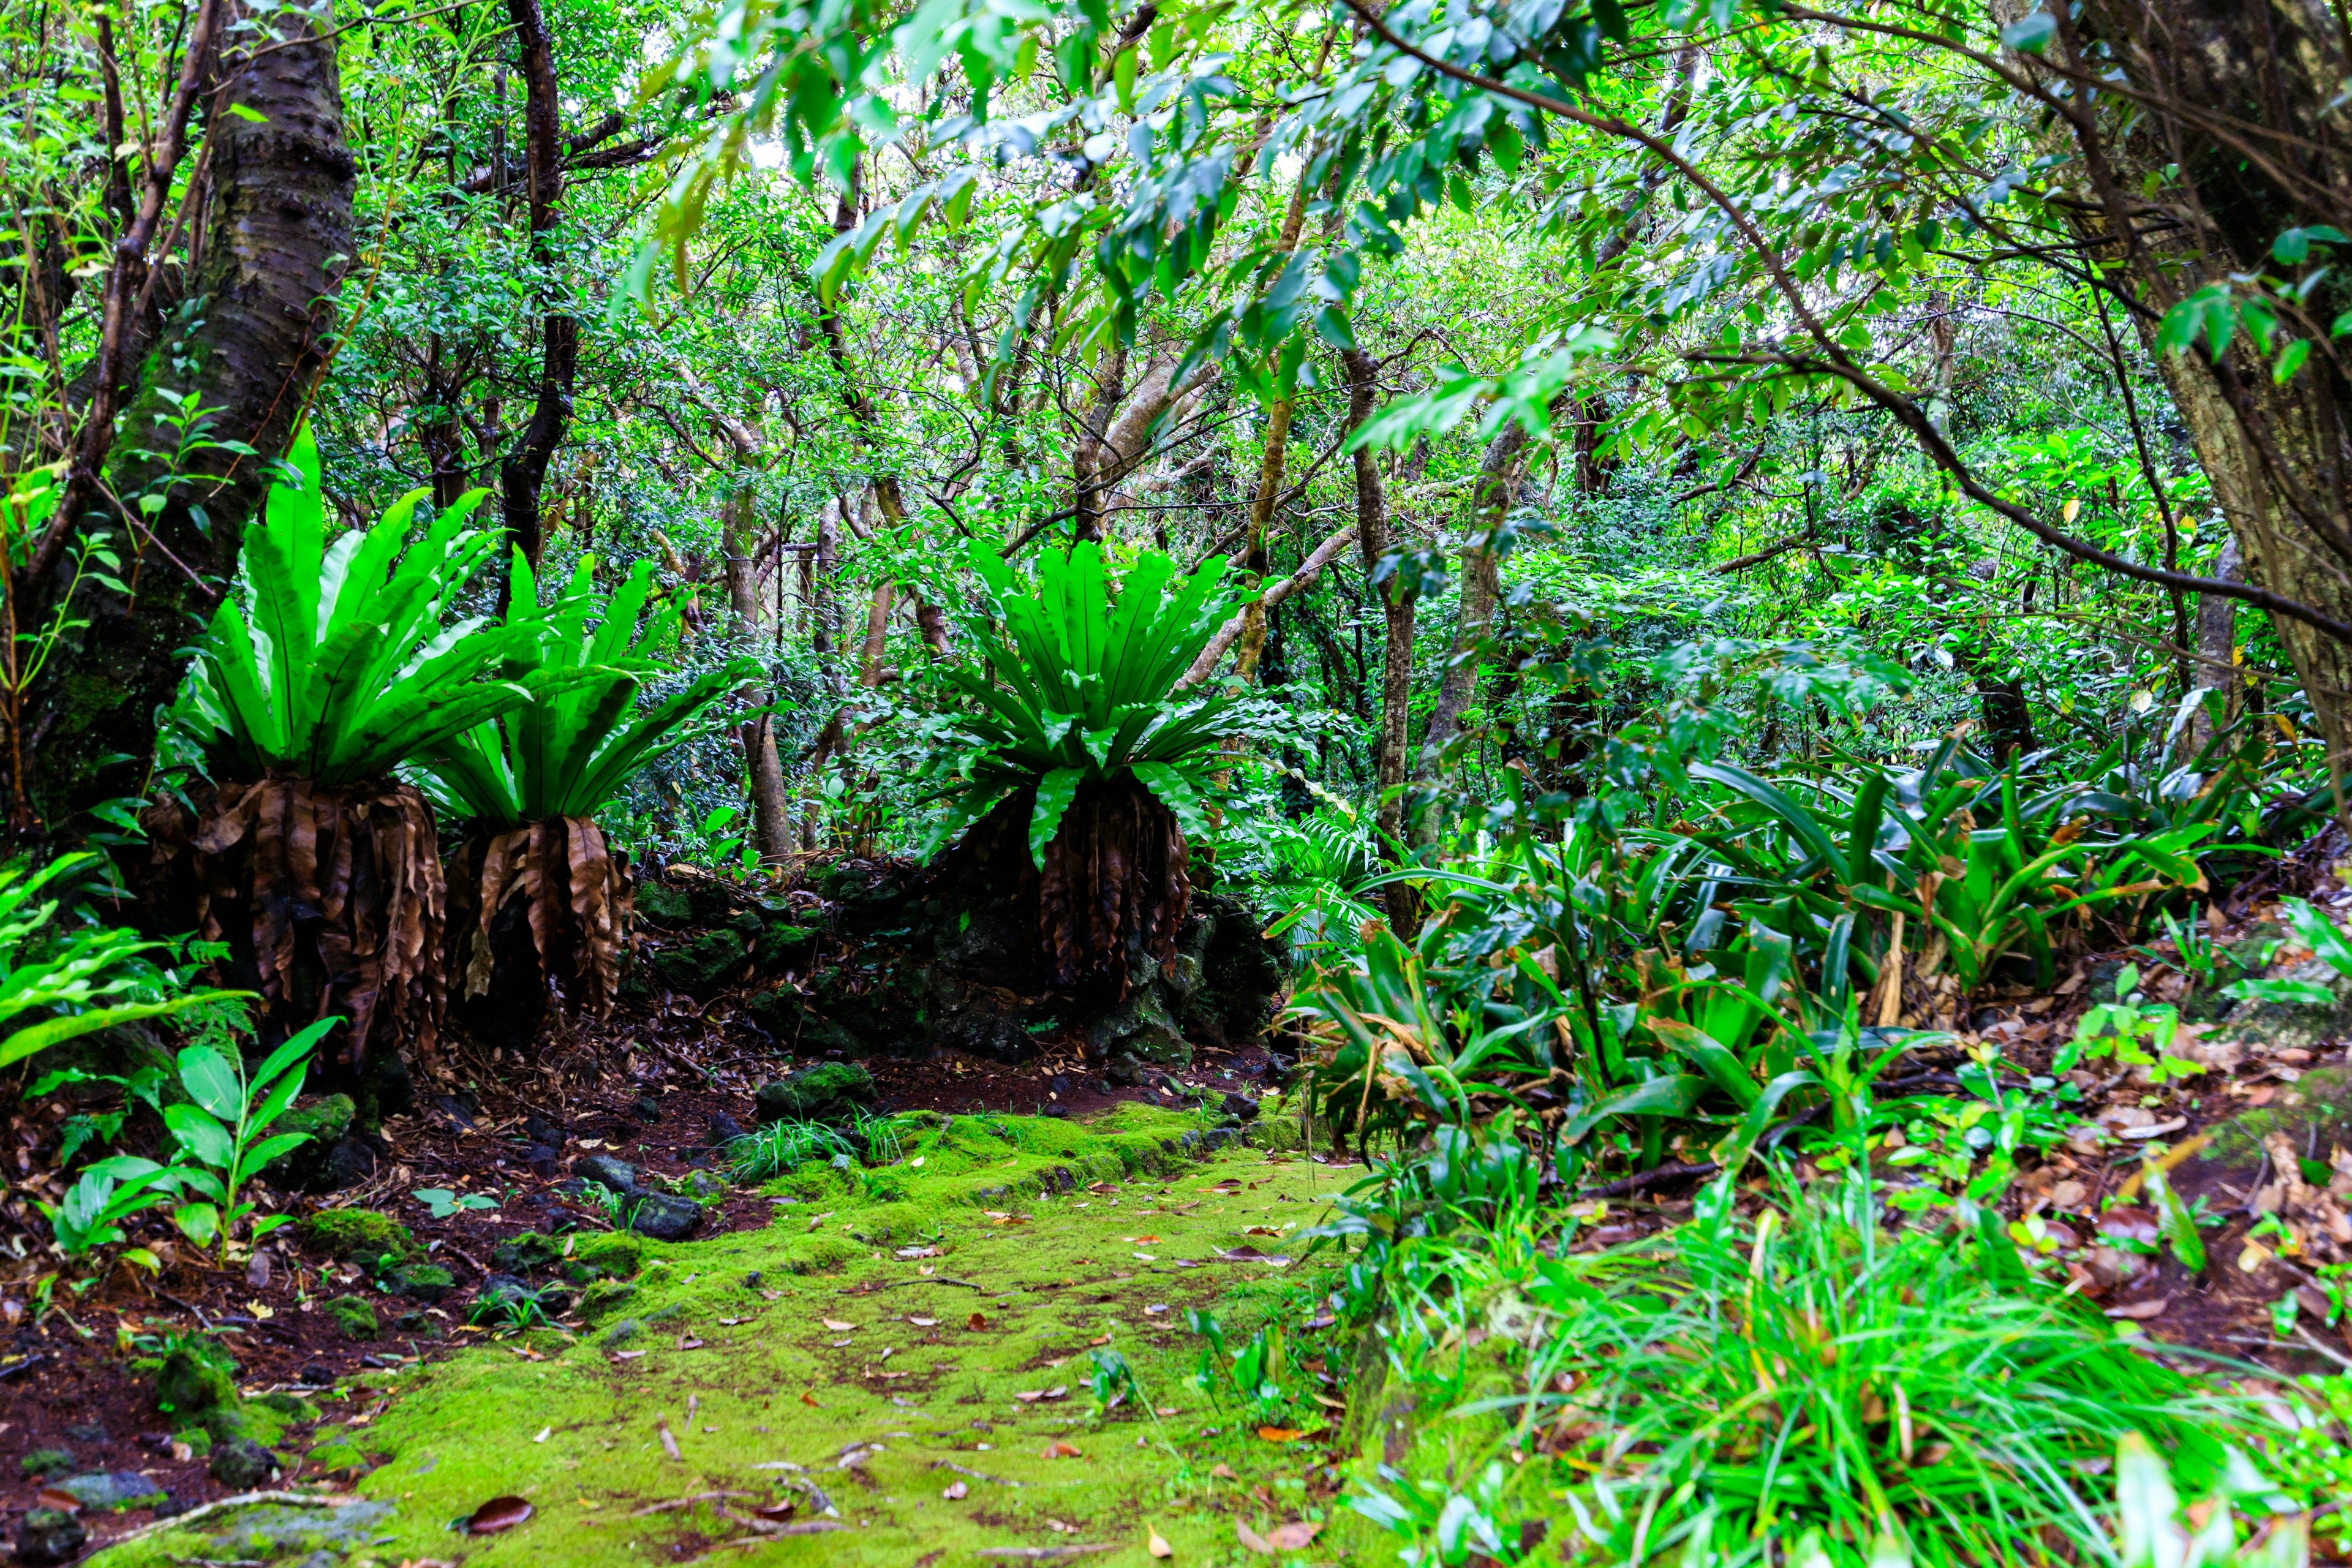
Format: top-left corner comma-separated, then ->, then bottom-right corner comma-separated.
62,1423 -> 107,1444
379,1262 -> 454,1303
15,1507 -> 85,1565
299,1365 -> 335,1387
685,1170 -> 728,1202
489,1231 -> 567,1273
325,1294 -> 379,1341
319,1133 -> 379,1191
707,1111 -> 747,1147
753,1061 -> 877,1125
1106,1052 -> 1147,1087
1220,1091 -> 1261,1123
631,1094 -> 663,1123
54,1470 -> 167,1512
524,1114 -> 564,1145
209,1438 -> 279,1488
1262,1052 -> 1297,1087
522,1142 -> 562,1177
601,1317 -> 644,1349
573,1155 -> 639,1193
627,1191 -> 704,1242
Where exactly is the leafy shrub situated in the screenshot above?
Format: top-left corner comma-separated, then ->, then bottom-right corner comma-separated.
725,1119 -> 856,1181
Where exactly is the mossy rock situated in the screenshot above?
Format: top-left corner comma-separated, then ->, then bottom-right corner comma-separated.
258,1093 -> 356,1188
753,1060 -> 876,1125
172,1427 -> 214,1457
490,1231 -> 567,1273
567,1233 -> 644,1282
756,921 -> 822,970
649,929 -> 752,997
325,1294 -> 379,1341
20,1448 -> 72,1477
155,1343 -> 238,1422
636,882 -> 693,925
297,1207 -> 413,1262
380,1262 -> 454,1302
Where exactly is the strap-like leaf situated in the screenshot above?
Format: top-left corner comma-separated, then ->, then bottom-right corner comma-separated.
1028,767 -> 1084,868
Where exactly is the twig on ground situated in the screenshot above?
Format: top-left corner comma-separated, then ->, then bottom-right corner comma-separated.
1575,1161 -> 1721,1200
934,1460 -> 1022,1487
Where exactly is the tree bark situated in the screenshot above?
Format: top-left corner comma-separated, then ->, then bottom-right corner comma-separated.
22,0 -> 352,833
1232,178 -> 1315,684
1342,345 -> 1419,935
495,0 -> 578,590
721,482 -> 793,867
1414,423 -> 1528,831
2059,0 -> 2352,806
2187,536 -> 2244,758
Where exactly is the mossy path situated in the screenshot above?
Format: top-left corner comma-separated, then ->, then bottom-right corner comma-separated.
94,1106 -> 1360,1568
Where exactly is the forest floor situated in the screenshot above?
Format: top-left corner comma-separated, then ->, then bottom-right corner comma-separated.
14,870 -> 2352,1562
72,1104 -> 1357,1567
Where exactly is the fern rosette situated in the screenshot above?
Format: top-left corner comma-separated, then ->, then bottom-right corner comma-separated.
921,541 -> 1273,990
417,551 -> 756,1022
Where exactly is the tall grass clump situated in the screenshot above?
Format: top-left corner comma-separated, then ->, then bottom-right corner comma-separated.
1354,1166 -> 2279,1567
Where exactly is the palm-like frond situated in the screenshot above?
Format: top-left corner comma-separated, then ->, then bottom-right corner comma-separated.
175,426 -> 533,789
923,541 -> 1265,864
415,552 -> 757,827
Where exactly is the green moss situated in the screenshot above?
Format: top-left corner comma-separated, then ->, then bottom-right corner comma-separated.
296,1207 -> 413,1261
20,1447 -> 72,1476
172,1427 -> 213,1457
96,1109 -> 1331,1568
379,1262 -> 454,1302
568,1233 -> 643,1281
252,1391 -> 318,1422
155,1341 -> 238,1421
325,1294 -> 379,1341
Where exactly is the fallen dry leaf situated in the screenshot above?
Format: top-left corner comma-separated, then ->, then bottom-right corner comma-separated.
944,1480 -> 970,1500
676,1336 -> 706,1350
910,1316 -> 938,1327
822,1318 -> 857,1332
1013,1386 -> 1069,1402
533,1427 -> 552,1444
897,1245 -> 944,1258
657,1420 -> 681,1461
1265,1523 -> 1322,1551
465,1496 -> 534,1536
1148,1528 -> 1174,1559
1256,1427 -> 1304,1444
614,1349 -> 647,1361
1235,1523 -> 1274,1556
1209,1463 -> 1237,1480
1089,1335 -> 1112,1346
35,1488 -> 79,1515
1216,1246 -> 1292,1266
968,1312 -> 989,1330
1124,1235 -> 1161,1245
720,1316 -> 750,1325
1041,1440 -> 1083,1459
800,1391 -> 821,1408
1242,1226 -> 1283,1237
2105,1297 -> 2171,1321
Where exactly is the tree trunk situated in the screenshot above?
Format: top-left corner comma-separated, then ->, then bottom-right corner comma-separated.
721,483 -> 793,867
1341,345 -> 1419,935
1414,423 -> 1528,839
2062,0 -> 2352,806
494,0 -> 578,591
2187,536 -> 2244,758
21,0 -> 352,834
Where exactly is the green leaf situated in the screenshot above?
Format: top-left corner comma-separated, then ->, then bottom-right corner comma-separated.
177,1046 -> 243,1121
172,1202 -> 221,1246
1999,12 -> 2055,51
164,1102 -> 233,1170
1028,767 -> 1084,868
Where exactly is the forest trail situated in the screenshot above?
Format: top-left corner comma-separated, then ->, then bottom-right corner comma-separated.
89,1107 -> 1354,1567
